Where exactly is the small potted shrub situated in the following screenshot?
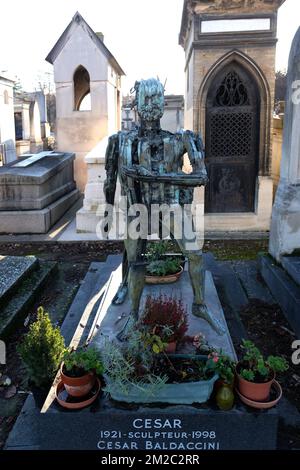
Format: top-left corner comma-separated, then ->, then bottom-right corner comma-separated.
139,295 -> 188,353
61,347 -> 103,398
145,241 -> 184,284
18,306 -> 66,407
236,340 -> 288,402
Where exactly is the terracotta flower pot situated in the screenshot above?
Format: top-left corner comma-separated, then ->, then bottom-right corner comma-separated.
236,363 -> 275,402
60,364 -> 96,398
145,266 -> 183,285
165,341 -> 177,354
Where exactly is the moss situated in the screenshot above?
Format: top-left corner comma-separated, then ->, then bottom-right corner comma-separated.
204,240 -> 269,261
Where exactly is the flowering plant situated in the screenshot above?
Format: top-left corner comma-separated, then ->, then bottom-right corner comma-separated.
205,350 -> 236,385
139,295 -> 188,343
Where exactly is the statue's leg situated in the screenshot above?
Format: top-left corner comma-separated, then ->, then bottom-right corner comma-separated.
116,237 -> 146,341
171,212 -> 225,335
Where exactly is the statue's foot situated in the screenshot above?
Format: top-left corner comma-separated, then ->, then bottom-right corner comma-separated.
116,315 -> 135,342
112,284 -> 128,305
192,303 -> 225,336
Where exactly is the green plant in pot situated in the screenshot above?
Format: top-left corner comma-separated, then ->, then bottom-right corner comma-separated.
236,340 -> 288,402
18,306 -> 66,407
145,241 -> 184,284
61,347 -> 103,398
139,295 -> 188,353
205,350 -> 236,410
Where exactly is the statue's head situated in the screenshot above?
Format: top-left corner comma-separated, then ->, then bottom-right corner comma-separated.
133,78 -> 164,122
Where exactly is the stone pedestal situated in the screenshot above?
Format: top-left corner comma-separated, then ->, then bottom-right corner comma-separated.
269,27 -> 300,260
269,182 -> 300,260
76,137 -> 121,234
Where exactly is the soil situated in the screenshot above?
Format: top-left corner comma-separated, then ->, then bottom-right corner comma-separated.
152,356 -> 214,383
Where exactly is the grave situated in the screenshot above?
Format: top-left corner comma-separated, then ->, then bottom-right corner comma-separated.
4,255 -> 280,450
90,266 -> 236,358
7,255 -> 274,451
261,28 -> 300,339
0,151 -> 80,233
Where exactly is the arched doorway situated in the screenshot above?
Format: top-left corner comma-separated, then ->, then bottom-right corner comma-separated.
205,63 -> 260,213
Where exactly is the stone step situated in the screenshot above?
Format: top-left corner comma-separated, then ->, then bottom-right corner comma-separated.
259,255 -> 300,338
281,256 -> 300,288
0,255 -> 38,305
0,260 -> 57,339
231,260 -> 275,304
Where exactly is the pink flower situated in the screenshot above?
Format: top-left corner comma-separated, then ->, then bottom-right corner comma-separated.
213,356 -> 219,363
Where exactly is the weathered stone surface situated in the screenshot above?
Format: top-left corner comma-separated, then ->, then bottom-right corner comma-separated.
0,256 -> 38,303
0,261 -> 56,338
4,396 -> 40,450
231,260 -> 274,304
269,27 -> 300,260
281,257 -> 300,287
0,152 -> 76,210
0,188 -> 80,234
259,255 -> 300,338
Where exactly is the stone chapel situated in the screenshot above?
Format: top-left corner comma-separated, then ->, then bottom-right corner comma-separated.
46,12 -> 125,191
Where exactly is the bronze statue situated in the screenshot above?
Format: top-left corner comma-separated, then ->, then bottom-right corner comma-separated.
103,78 -> 224,338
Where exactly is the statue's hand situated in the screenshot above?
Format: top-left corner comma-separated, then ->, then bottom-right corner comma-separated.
121,165 -> 153,179
191,168 -> 209,185
132,165 -> 153,177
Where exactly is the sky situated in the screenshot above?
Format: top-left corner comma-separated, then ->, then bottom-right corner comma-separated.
0,0 -> 299,95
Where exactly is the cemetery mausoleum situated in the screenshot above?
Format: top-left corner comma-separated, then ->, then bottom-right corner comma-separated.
180,0 -> 285,231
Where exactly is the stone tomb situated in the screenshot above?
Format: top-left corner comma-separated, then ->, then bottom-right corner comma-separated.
90,265 -> 236,358
0,151 -> 80,233
261,28 -> 300,338
34,260 -> 278,451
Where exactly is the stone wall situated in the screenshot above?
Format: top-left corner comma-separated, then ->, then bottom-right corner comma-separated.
0,76 -> 16,164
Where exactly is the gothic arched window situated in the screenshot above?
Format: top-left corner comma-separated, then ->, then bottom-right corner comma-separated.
214,71 -> 250,107
73,65 -> 91,111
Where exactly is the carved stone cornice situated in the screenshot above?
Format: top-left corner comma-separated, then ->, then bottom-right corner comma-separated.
179,0 -> 286,46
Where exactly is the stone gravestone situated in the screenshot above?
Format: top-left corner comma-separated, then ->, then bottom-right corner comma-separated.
269,27 -> 300,261
260,28 -> 300,338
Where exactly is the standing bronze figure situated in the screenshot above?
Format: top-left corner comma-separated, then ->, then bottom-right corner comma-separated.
103,78 -> 224,337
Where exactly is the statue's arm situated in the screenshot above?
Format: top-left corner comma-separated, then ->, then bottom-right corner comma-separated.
183,130 -> 207,176
104,134 -> 119,206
